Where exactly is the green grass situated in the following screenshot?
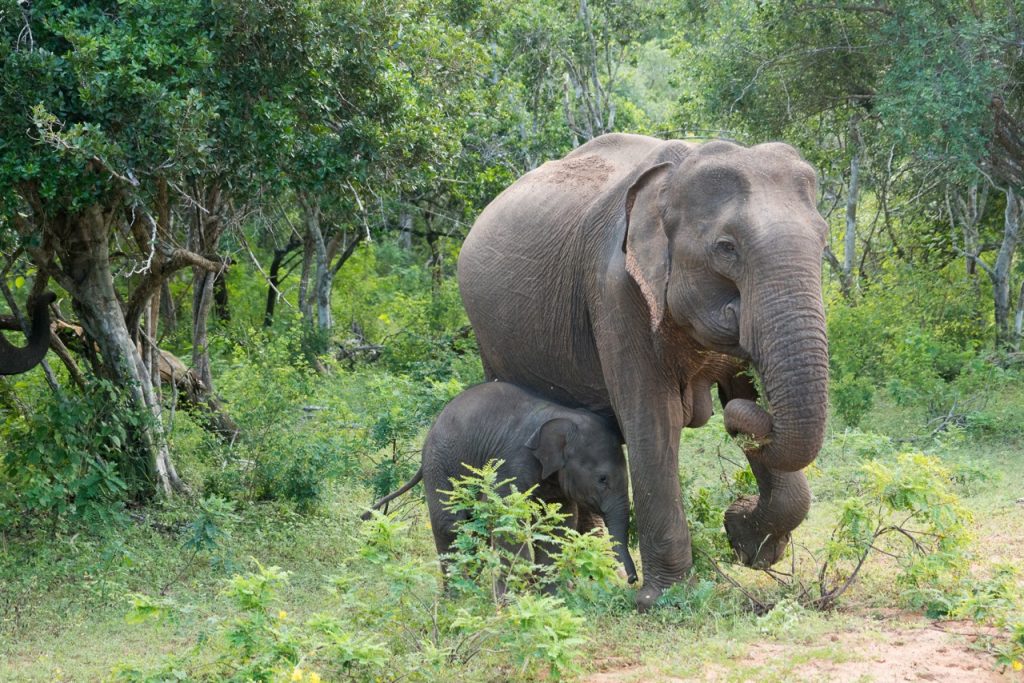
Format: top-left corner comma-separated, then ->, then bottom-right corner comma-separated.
2,386 -> 1022,681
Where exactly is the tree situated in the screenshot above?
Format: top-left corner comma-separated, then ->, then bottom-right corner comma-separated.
0,0 -> 238,495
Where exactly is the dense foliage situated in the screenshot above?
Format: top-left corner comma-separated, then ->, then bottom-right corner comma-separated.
1,0 -> 1023,678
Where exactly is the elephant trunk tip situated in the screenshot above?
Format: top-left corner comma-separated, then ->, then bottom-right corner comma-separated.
723,397 -> 822,472
723,399 -> 772,441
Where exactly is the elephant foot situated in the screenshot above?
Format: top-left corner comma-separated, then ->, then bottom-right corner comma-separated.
635,583 -> 665,612
724,495 -> 791,569
634,571 -> 697,612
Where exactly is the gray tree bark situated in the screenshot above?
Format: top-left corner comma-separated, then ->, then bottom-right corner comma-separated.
841,118 -> 862,297
189,183 -> 225,393
47,203 -> 185,496
398,210 -> 413,251
993,188 -> 1022,350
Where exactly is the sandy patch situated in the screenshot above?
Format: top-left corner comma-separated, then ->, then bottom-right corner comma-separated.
585,618 -> 1020,682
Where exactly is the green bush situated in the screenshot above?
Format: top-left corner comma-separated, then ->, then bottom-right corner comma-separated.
826,263 -> 990,424
118,463 -> 618,682
816,451 -> 973,611
0,381 -> 138,530
831,373 -> 875,427
441,460 -> 572,597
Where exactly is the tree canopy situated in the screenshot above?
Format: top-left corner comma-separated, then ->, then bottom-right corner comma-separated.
0,0 -> 1021,498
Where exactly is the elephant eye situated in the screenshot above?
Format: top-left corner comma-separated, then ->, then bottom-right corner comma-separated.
598,474 -> 609,487
715,238 -> 737,255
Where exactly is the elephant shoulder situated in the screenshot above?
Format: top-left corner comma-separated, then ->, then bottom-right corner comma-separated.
528,154 -> 620,195
567,133 -> 660,160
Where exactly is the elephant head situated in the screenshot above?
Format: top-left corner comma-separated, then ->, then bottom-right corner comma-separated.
526,413 -> 638,583
0,292 -> 56,375
624,140 -> 829,567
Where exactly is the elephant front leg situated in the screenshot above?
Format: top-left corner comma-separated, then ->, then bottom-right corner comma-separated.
620,409 -> 692,611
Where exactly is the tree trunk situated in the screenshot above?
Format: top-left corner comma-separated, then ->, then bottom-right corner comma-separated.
948,182 -> 988,276
579,0 -> 604,135
1014,278 -> 1024,351
160,280 -> 177,330
51,204 -> 184,497
398,210 -> 413,251
192,270 -> 215,390
302,200 -> 333,334
263,238 -> 300,327
841,118 -> 862,297
296,193 -> 331,373
425,224 -> 445,332
189,183 -> 225,392
993,188 -> 1022,350
213,267 -> 230,322
298,228 -> 314,323
947,182 -> 989,330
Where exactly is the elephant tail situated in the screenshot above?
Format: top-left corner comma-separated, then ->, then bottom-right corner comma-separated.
359,468 -> 423,521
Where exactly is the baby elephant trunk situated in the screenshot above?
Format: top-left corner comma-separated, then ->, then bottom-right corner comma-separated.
603,508 -> 637,584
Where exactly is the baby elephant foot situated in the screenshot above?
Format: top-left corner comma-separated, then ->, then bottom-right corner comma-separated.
724,495 -> 791,569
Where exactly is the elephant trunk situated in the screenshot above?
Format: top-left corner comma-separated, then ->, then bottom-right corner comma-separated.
0,292 -> 55,376
736,245 -> 829,474
603,503 -> 637,584
720,238 -> 828,568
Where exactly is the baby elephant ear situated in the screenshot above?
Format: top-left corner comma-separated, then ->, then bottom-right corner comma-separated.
621,162 -> 673,332
525,417 -> 577,480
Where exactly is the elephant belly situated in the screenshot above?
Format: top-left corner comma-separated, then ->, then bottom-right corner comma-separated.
459,193 -> 613,415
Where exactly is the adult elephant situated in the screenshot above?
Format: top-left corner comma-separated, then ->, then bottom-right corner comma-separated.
0,292 -> 55,375
458,134 -> 829,610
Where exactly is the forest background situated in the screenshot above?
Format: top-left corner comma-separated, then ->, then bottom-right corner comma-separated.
1,1 -> 1023,680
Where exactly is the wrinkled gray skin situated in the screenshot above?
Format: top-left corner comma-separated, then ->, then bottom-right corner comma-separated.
458,134 -> 829,610
367,382 -> 637,584
0,292 -> 54,375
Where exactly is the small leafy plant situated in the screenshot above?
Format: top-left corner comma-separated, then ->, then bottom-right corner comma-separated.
724,450 -> 974,614
117,463 -> 621,681
441,460 -> 570,599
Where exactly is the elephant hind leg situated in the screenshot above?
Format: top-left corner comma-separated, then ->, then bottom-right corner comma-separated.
427,497 -> 466,591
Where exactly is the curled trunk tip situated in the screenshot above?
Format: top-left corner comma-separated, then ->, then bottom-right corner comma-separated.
723,399 -> 772,440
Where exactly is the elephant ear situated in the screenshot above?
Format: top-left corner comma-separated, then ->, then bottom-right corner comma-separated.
525,417 -> 577,480
621,162 -> 674,332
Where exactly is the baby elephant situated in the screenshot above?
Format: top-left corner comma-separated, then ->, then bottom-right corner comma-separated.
363,381 -> 637,583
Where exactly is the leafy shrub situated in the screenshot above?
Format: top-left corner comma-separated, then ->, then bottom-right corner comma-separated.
831,373 -> 875,427
354,373 -> 463,500
119,464 -> 614,682
651,579 -> 740,627
943,565 -> 1024,669
199,319 -> 469,512
442,460 -> 571,598
497,592 -> 586,679
0,381 -> 137,529
200,331 -> 357,510
331,243 -> 477,382
815,452 -> 972,610
691,444 -> 975,618
756,597 -> 809,637
826,264 -> 989,423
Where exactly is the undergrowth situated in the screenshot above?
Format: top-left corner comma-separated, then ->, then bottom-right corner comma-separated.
114,461 -> 626,681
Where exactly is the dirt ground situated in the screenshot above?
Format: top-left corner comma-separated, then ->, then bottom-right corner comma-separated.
586,616 -> 1023,682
